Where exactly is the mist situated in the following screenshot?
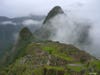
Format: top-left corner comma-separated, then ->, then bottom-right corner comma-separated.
43,12 -> 100,58
0,0 -> 100,58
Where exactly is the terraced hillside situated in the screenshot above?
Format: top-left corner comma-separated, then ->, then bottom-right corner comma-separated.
1,39 -> 100,75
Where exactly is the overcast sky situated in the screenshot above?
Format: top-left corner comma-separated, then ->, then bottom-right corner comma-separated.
0,0 -> 83,17
0,0 -> 99,18
0,0 -> 100,25
0,0 -> 100,57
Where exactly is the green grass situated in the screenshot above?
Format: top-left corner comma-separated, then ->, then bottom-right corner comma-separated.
41,44 -> 73,61
53,53 -> 73,61
67,64 -> 85,72
90,60 -> 100,70
45,65 -> 64,71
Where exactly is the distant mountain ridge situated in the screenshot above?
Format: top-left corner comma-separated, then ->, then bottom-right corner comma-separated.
0,15 -> 44,59
0,15 -> 45,23
0,16 -> 10,22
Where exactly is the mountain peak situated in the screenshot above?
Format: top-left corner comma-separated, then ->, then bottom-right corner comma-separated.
19,27 -> 32,40
51,6 -> 64,13
43,6 -> 64,24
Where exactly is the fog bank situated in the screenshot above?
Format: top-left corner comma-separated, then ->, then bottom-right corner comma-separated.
43,13 -> 100,58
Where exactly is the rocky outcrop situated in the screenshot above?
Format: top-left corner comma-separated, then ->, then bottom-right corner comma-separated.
43,6 -> 64,24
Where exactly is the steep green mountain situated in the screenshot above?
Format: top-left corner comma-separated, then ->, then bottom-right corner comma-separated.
43,6 -> 64,24
0,27 -> 34,67
35,6 -> 64,40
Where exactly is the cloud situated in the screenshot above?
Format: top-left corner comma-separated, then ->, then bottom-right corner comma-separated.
1,21 -> 16,25
0,0 -> 94,17
43,12 -> 100,58
22,19 -> 40,26
0,0 -> 100,58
